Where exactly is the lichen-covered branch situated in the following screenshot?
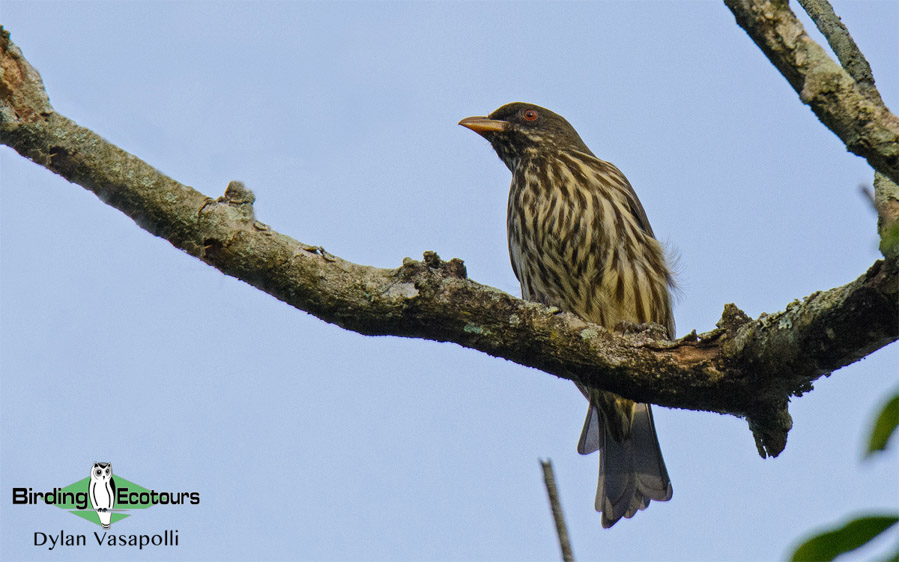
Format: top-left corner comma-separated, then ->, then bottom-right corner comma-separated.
1,27 -> 896,458
725,0 -> 899,184
874,173 -> 899,259
796,0 -> 880,101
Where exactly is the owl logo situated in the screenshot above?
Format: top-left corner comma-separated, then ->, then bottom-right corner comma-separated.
89,462 -> 116,529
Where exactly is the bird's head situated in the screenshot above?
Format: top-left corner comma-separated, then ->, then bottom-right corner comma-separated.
459,102 -> 593,170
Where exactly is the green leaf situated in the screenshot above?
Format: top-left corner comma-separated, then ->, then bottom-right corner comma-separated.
790,515 -> 899,562
867,391 -> 899,456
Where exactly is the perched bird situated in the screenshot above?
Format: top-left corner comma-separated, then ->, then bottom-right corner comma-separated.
460,103 -> 674,528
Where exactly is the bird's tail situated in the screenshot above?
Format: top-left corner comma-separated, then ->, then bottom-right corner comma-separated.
577,401 -> 672,528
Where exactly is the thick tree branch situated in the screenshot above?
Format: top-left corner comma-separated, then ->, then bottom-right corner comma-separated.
725,0 -> 899,184
1,28 -> 896,457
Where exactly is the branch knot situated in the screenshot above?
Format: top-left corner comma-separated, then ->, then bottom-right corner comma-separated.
399,251 -> 468,281
217,180 -> 256,221
716,303 -> 752,331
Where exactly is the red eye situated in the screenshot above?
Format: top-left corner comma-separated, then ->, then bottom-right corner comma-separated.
523,109 -> 538,121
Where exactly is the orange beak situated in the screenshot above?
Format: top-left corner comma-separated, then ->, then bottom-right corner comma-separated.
458,116 -> 508,134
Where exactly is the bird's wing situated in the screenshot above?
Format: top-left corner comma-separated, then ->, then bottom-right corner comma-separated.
622,183 -> 656,238
572,150 -> 657,238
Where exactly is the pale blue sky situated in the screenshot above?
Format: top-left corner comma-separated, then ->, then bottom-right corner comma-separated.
1,1 -> 897,560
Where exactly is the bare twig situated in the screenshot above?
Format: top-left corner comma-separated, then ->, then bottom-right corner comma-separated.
541,460 -> 574,562
859,184 -> 875,211
796,0 -> 880,101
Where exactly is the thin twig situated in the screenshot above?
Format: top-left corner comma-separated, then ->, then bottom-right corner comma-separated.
796,0 -> 880,101
859,184 -> 875,212
540,459 -> 574,562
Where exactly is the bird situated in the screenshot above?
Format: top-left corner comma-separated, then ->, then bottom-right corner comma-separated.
459,102 -> 674,528
89,462 -> 116,529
